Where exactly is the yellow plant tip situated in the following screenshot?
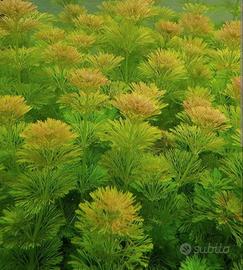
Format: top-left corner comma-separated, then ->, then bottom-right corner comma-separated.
131,82 -> 165,100
183,86 -> 213,108
147,49 -> 184,72
0,95 -> 31,124
2,47 -> 39,69
113,92 -> 162,120
86,52 -> 124,73
179,13 -> 213,36
183,87 -> 228,131
215,192 -> 243,223
226,76 -> 241,101
139,48 -> 186,82
68,68 -> 109,91
185,106 -> 228,131
74,14 -> 104,31
183,96 -> 211,111
210,48 -> 240,73
59,91 -> 108,114
67,31 -> 96,49
99,119 -> 161,151
79,186 -> 142,236
155,20 -> 181,38
21,118 -> 77,149
114,0 -> 157,22
216,21 -> 241,49
35,27 -> 65,44
0,0 -> 37,19
189,63 -> 212,82
59,4 -> 87,23
172,37 -> 208,60
44,43 -> 82,67
0,0 -> 41,34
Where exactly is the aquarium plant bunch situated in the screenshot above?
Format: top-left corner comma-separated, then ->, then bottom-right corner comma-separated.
0,0 -> 242,269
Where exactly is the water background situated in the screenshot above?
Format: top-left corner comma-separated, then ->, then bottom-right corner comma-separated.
32,0 -> 233,25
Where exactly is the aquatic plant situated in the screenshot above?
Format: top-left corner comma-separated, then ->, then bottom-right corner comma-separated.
0,0 -> 241,269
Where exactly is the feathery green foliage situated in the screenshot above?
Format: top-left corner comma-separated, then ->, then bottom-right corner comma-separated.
0,0 -> 242,269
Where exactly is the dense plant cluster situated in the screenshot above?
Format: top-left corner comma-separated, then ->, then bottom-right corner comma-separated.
0,0 -> 242,269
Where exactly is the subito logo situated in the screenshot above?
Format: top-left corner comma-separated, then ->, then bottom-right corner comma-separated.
180,243 -> 192,256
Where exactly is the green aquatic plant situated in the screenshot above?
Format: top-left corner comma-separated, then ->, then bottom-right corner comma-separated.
139,48 -> 186,88
70,186 -> 153,270
179,255 -> 217,270
0,0 -> 242,269
18,118 -> 80,168
112,82 -> 166,120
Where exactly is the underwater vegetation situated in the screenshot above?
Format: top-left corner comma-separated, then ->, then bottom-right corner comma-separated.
0,0 -> 242,269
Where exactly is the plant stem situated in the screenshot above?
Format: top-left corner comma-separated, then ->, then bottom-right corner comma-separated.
124,52 -> 129,83
15,32 -> 22,83
179,155 -> 196,184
